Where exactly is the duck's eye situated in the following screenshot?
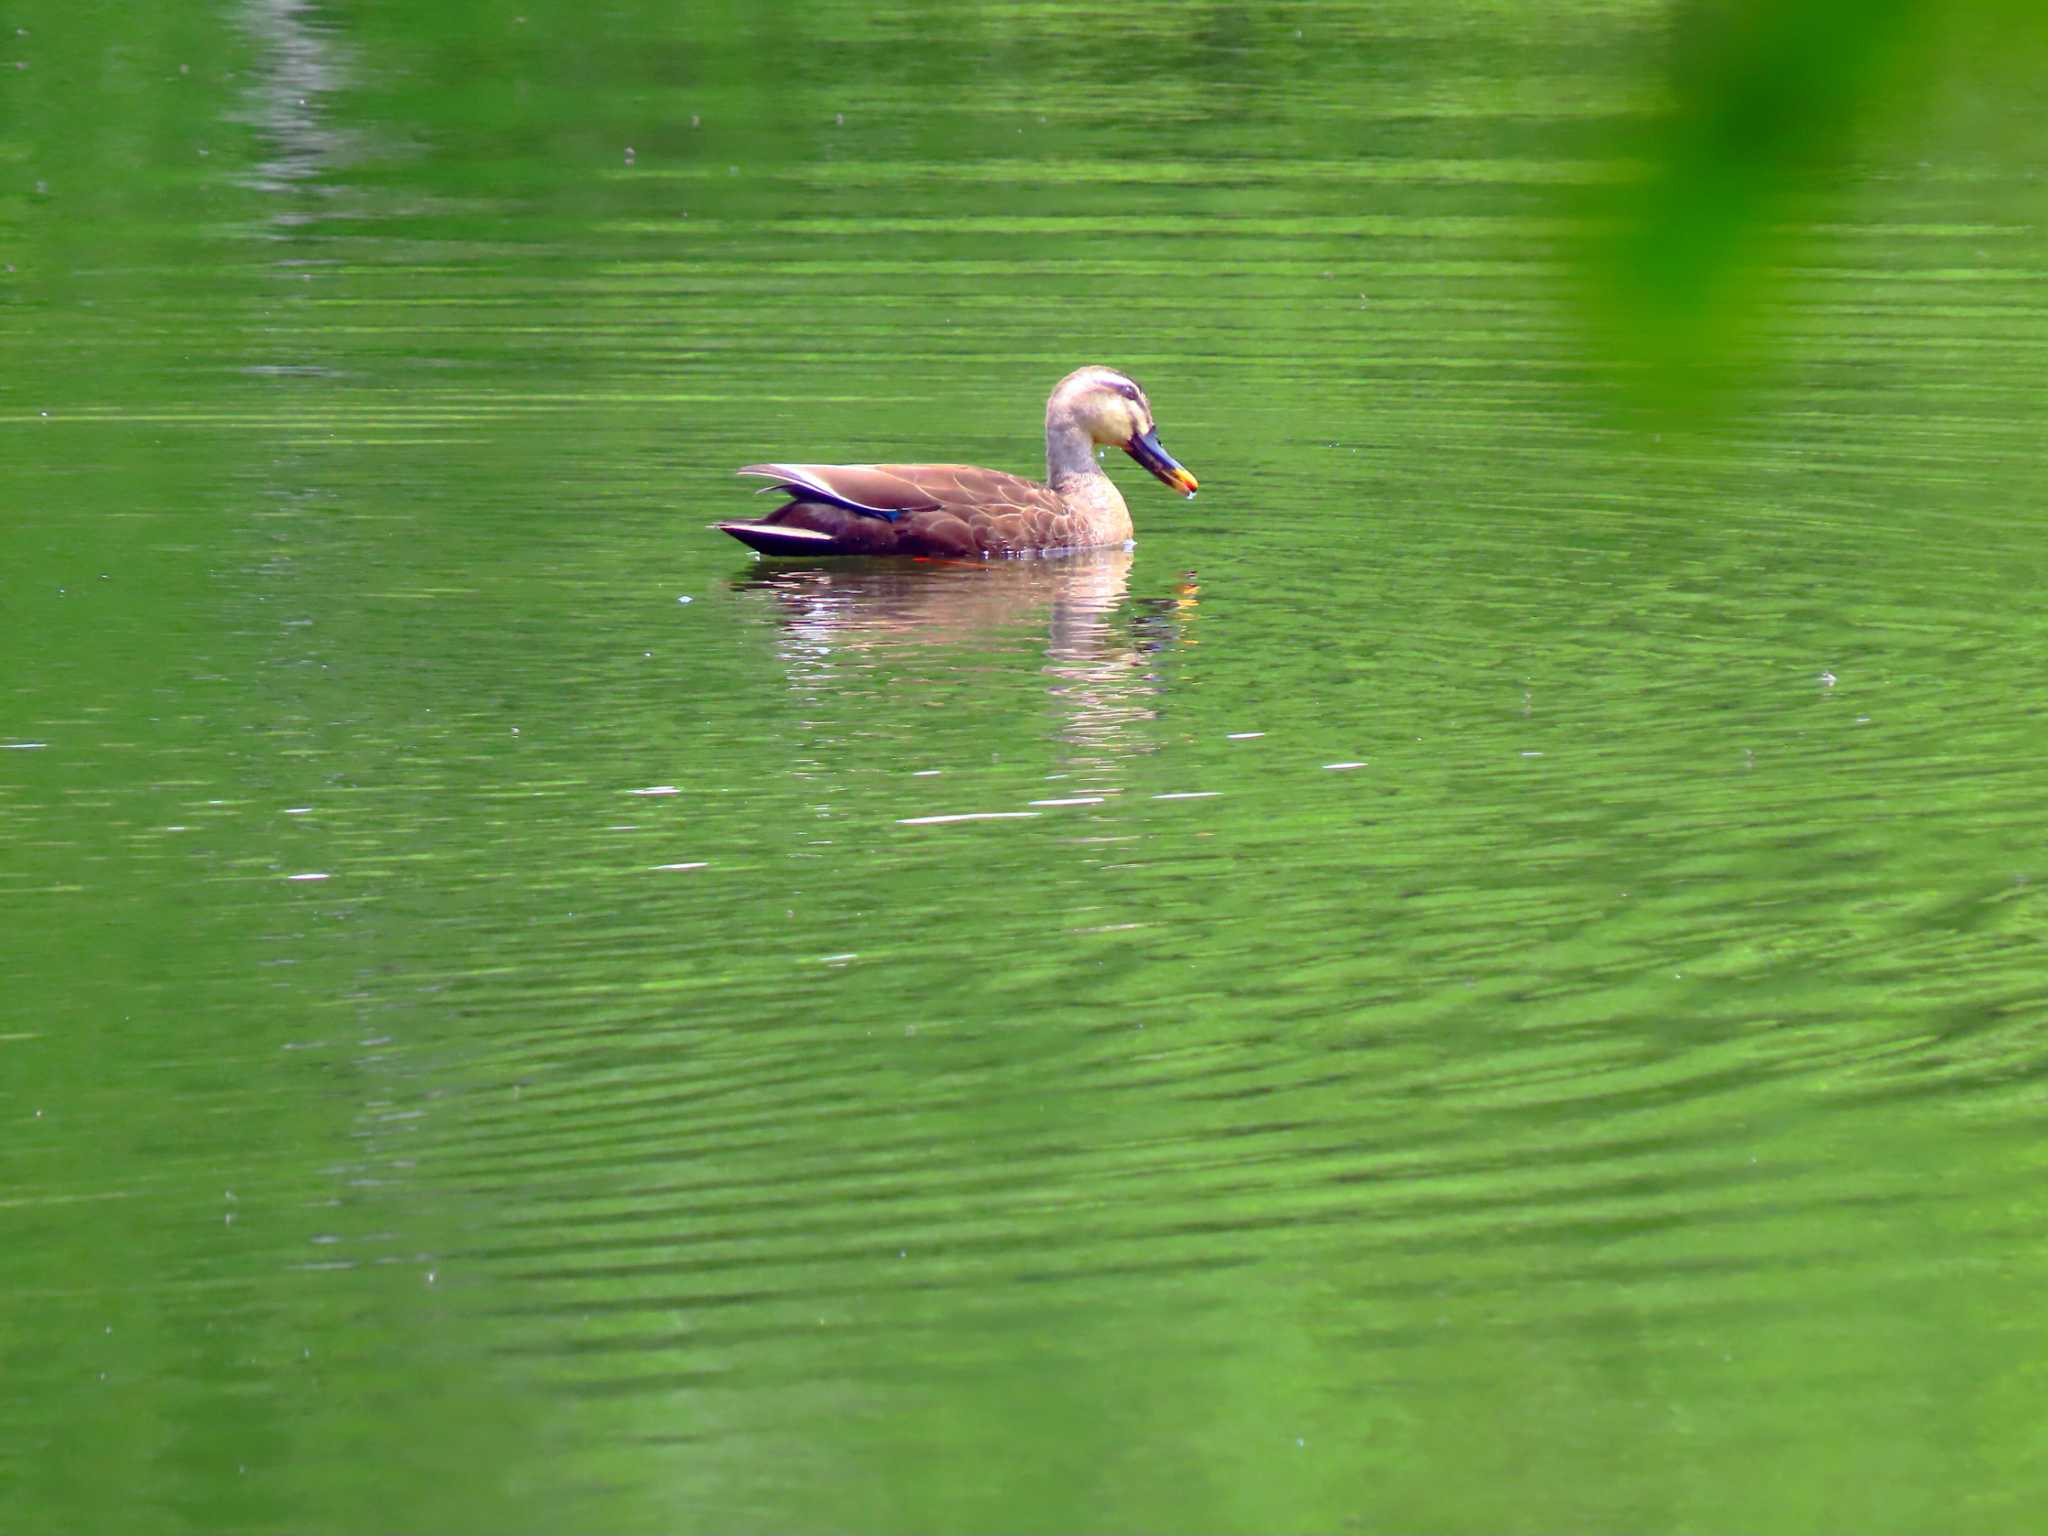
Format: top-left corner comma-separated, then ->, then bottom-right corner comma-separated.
1109,380 -> 1141,401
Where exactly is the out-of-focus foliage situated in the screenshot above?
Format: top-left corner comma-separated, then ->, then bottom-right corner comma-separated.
1594,0 -> 2048,409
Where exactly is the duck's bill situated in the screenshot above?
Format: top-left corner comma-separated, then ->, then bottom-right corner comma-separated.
1125,429 -> 1199,498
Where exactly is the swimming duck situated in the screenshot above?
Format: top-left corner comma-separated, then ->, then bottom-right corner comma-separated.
717,366 -> 1198,557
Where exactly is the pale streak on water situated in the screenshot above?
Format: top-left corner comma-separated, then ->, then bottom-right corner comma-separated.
4,1 -> 2048,1532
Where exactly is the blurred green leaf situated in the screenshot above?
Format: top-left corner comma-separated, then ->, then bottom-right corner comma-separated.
1590,0 -> 2047,411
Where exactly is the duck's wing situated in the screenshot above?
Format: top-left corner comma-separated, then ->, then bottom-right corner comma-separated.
737,463 -> 945,521
723,463 -> 1068,557
874,465 -> 1066,524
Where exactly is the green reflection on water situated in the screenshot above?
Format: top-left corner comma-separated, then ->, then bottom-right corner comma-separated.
5,1 -> 2047,1532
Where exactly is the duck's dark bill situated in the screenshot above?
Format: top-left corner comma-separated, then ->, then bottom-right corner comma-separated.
1125,429 -> 1199,497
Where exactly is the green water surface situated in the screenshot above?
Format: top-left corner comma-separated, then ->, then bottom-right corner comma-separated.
6,2 -> 2048,1532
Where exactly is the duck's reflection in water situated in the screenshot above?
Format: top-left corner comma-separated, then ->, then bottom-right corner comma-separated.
732,547 -> 1198,776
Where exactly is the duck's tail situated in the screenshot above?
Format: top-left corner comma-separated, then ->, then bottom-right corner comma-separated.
715,521 -> 848,556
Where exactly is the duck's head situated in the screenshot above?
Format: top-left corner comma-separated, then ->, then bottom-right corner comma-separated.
1052,366 -> 1200,498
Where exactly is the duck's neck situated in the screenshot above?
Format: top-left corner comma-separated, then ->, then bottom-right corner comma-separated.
1043,392 -> 1131,544
1044,398 -> 1103,488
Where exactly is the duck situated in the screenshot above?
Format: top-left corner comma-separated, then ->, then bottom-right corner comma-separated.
717,366 -> 1198,558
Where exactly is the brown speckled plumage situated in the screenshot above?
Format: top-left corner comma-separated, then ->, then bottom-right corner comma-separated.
717,367 -> 1197,558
